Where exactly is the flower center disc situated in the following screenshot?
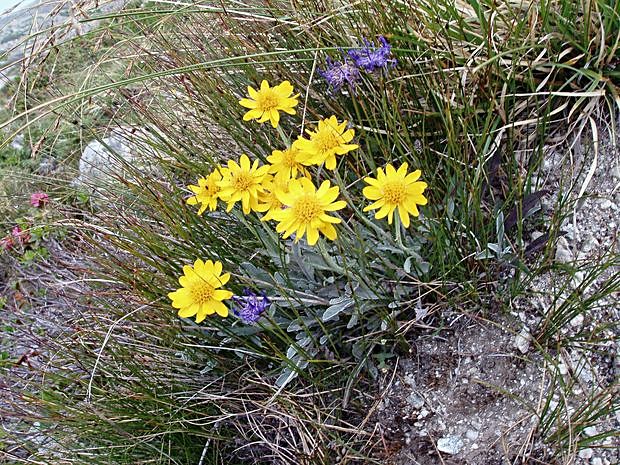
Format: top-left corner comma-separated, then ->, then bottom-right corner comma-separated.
383,181 -> 407,205
258,91 -> 278,110
293,195 -> 321,223
191,282 -> 214,304
315,130 -> 339,153
207,183 -> 220,195
233,172 -> 253,191
283,150 -> 297,167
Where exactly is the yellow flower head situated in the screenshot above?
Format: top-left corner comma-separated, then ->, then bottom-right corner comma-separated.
363,163 -> 428,227
218,154 -> 270,214
256,174 -> 289,222
297,116 -> 358,170
239,80 -> 299,128
267,140 -> 310,180
186,167 -> 223,214
272,177 -> 346,246
168,259 -> 233,322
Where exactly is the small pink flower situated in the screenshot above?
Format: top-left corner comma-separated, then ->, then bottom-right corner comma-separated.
30,192 -> 49,208
0,235 -> 14,251
11,226 -> 31,244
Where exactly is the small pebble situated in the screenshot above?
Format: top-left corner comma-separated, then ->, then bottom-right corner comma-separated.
514,328 -> 531,354
437,436 -> 464,455
598,199 -> 612,210
578,448 -> 593,459
555,236 -> 573,263
591,458 -> 603,465
407,393 -> 425,409
465,429 -> 479,440
584,426 -> 598,436
571,271 -> 585,288
570,313 -> 584,328
531,231 -> 545,241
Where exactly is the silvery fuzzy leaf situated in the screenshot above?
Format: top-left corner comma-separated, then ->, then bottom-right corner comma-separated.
276,367 -> 298,388
475,249 -> 495,260
377,244 -> 407,255
487,242 -> 502,254
415,301 -> 428,321
287,317 -> 317,333
404,256 -> 414,274
323,297 -> 355,322
352,341 -> 365,360
274,272 -> 287,285
286,345 -> 298,359
347,313 -> 358,329
239,262 -> 273,283
290,242 -> 315,281
346,281 -> 377,300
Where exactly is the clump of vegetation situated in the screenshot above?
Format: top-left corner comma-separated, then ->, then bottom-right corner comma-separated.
1,0 -> 618,464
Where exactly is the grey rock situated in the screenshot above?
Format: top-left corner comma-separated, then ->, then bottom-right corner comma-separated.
406,392 -> 425,409
584,426 -> 598,437
578,448 -> 593,459
570,313 -> 584,328
555,236 -> 573,263
36,157 -> 58,176
10,134 -> 24,151
591,458 -> 603,465
437,436 -> 464,455
73,129 -> 160,189
465,429 -> 479,441
598,198 -> 612,210
514,328 -> 531,354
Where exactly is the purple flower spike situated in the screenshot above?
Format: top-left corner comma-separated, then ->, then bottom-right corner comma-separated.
319,56 -> 361,93
348,36 -> 396,72
232,289 -> 270,324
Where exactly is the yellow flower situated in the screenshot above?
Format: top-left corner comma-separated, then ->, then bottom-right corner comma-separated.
168,259 -> 233,322
266,140 -> 310,180
218,154 -> 270,214
363,163 -> 428,227
272,177 -> 346,246
296,116 -> 358,170
256,174 -> 288,222
186,168 -> 222,214
239,80 -> 299,128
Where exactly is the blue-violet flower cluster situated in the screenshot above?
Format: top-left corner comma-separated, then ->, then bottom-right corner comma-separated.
348,36 -> 396,71
319,57 -> 361,93
232,289 -> 270,324
321,36 -> 396,93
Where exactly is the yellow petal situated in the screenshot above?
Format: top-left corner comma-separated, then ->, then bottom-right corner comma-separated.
214,289 -> 233,300
307,227 -> 319,246
178,303 -> 199,318
239,98 -> 257,109
363,186 -> 382,200
398,206 -> 410,228
213,301 -> 229,317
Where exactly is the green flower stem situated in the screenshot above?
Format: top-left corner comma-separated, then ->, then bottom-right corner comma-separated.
317,238 -> 346,275
276,125 -> 291,147
394,214 -> 404,248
